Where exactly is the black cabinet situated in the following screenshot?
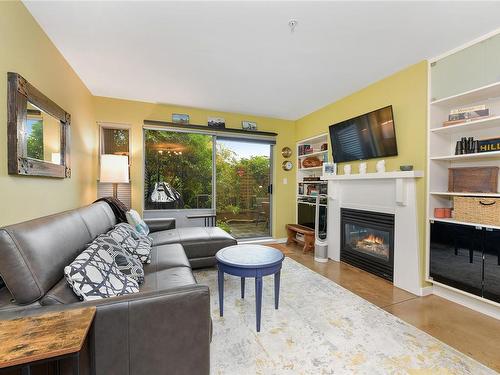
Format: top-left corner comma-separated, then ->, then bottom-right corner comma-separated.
430,221 -> 483,297
430,221 -> 500,303
483,228 -> 500,303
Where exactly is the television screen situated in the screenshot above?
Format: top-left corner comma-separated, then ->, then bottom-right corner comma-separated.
329,105 -> 398,163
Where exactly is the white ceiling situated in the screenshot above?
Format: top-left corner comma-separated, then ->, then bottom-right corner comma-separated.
24,1 -> 500,120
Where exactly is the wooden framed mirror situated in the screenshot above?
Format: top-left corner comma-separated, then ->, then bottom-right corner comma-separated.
7,72 -> 71,178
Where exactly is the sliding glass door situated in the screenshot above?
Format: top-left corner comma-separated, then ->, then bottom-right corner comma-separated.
216,138 -> 272,238
144,130 -> 213,210
144,128 -> 273,239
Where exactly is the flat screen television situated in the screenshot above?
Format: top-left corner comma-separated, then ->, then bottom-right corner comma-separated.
329,105 -> 398,163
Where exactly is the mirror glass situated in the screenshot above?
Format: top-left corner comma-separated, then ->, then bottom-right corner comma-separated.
26,102 -> 61,164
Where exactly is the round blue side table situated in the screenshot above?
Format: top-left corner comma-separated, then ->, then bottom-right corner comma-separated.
215,244 -> 284,332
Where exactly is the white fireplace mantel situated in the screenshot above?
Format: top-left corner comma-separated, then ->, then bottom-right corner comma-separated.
326,171 -> 424,296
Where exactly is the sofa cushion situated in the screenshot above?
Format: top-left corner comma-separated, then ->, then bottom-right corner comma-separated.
126,209 -> 150,235
108,223 -> 152,264
141,267 -> 196,293
0,201 -> 116,305
150,227 -> 236,261
94,234 -> 145,284
40,277 -> 79,305
64,241 -> 139,301
144,244 -> 191,273
149,229 -> 181,247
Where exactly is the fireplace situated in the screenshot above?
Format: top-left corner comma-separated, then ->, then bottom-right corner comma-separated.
340,208 -> 394,281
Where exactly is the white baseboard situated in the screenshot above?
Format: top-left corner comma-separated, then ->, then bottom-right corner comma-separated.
419,286 -> 434,297
238,237 -> 285,245
432,284 -> 500,320
273,237 -> 287,244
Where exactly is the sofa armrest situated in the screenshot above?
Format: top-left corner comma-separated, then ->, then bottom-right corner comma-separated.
0,285 -> 211,375
88,285 -> 211,375
144,217 -> 176,232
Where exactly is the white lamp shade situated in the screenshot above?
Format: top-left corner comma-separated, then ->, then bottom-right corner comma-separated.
100,154 -> 129,183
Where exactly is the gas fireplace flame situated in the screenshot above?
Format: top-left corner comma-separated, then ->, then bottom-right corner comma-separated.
364,234 -> 384,245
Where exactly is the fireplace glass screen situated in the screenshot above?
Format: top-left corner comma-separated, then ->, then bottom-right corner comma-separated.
344,224 -> 390,261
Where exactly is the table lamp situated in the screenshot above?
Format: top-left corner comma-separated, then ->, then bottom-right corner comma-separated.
100,154 -> 129,198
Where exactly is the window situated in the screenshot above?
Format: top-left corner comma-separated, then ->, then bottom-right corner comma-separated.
144,129 -> 213,210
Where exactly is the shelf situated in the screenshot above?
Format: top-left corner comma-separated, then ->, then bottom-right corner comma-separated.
430,191 -> 500,197
429,217 -> 500,230
321,170 -> 423,181
430,114 -> 500,135
297,133 -> 328,145
298,166 -> 323,171
299,180 -> 327,184
430,151 -> 500,161
298,150 -> 328,158
431,81 -> 500,108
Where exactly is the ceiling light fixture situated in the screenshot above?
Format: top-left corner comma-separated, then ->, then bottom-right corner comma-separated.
288,19 -> 298,32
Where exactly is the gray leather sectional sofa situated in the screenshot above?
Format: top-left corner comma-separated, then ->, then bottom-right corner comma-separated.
0,201 -> 237,375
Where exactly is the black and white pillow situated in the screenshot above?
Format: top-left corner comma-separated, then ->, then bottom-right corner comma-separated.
108,223 -> 152,264
64,241 -> 139,301
94,234 -> 145,284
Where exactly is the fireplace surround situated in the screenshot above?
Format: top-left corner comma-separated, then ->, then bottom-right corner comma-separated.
341,208 -> 395,281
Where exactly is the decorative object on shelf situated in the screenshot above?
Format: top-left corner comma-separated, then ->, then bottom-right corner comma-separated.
298,144 -> 313,156
359,162 -> 367,175
208,117 -> 225,128
241,121 -> 257,131
172,113 -> 189,124
443,104 -> 490,126
100,154 -> 130,198
343,164 -> 351,175
303,176 -> 321,182
320,143 -> 328,151
302,156 -> 322,168
400,165 -> 413,171
453,196 -> 500,226
478,137 -> 500,153
7,72 -> 71,178
455,137 -> 479,155
298,183 -> 304,195
448,166 -> 499,193
434,207 -> 452,218
281,146 -> 292,158
322,162 -> 336,177
306,185 -> 318,196
376,160 -> 385,173
282,160 -> 293,171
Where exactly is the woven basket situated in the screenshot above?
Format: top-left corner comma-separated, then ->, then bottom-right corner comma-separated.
453,196 -> 500,226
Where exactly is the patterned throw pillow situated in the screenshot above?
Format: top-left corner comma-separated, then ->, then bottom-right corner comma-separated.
108,223 -> 152,264
126,209 -> 150,236
64,242 -> 139,301
94,234 -> 145,284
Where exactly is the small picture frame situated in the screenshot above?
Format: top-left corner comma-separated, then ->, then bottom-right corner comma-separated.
208,117 -> 225,129
322,162 -> 337,176
241,121 -> 257,131
172,113 -> 189,124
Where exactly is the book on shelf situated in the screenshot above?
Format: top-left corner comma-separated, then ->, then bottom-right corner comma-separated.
449,104 -> 486,115
443,114 -> 490,127
448,109 -> 489,121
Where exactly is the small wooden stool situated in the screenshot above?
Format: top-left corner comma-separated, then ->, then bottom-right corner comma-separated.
286,224 -> 315,253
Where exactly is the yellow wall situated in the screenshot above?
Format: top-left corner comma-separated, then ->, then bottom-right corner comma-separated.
0,1 -> 97,226
41,112 -> 61,162
295,61 -> 428,284
93,97 -> 296,238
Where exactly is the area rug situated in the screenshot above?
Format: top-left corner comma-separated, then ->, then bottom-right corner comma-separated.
194,258 -> 496,375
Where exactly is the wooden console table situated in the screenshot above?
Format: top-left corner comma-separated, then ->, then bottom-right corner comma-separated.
0,307 -> 96,375
286,224 -> 315,253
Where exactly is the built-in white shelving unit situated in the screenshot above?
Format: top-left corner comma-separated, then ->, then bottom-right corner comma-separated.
296,134 -> 329,228
427,31 -> 500,316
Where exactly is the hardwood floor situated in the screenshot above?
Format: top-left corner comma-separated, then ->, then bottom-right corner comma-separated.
270,242 -> 500,372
